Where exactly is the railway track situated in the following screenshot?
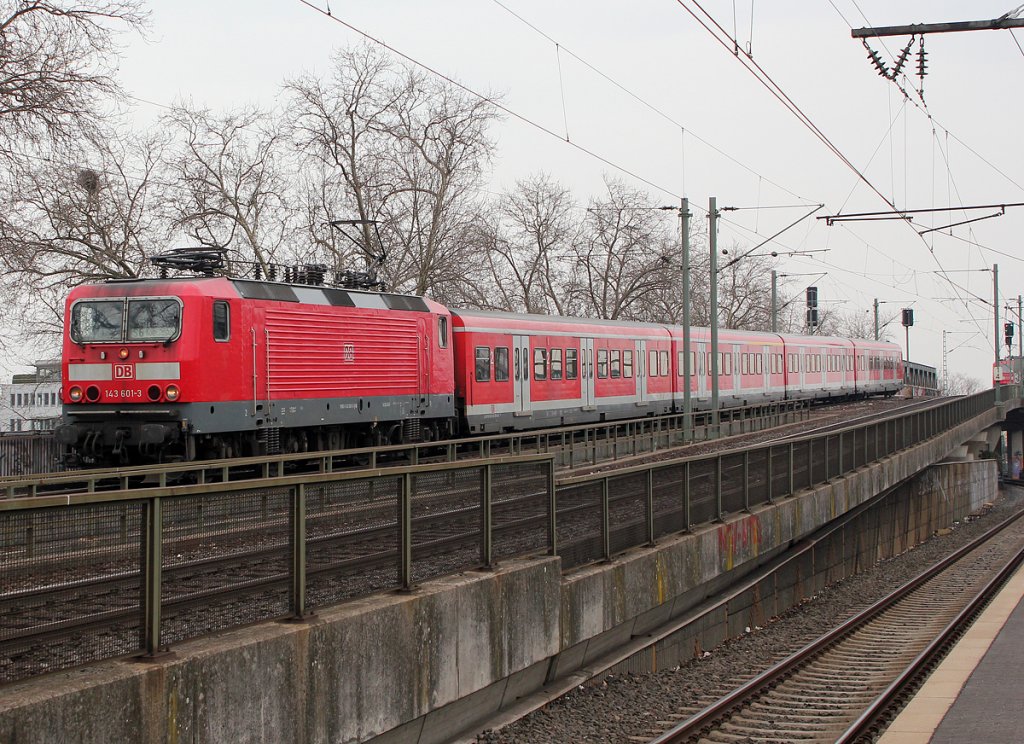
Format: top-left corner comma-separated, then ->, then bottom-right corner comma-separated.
758,395 -> 945,445
647,509 -> 1024,744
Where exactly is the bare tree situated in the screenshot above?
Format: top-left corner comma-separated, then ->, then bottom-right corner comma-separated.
0,129 -> 169,349
0,130 -> 167,285
802,305 -> 898,339
285,44 -> 499,298
571,177 -> 673,321
0,1 -> 146,160
942,372 -> 983,396
474,173 -> 581,315
716,244 -> 776,330
162,104 -> 293,274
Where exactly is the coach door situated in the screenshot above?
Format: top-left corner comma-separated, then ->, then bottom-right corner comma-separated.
581,337 -> 596,409
513,335 -> 531,414
636,339 -> 648,403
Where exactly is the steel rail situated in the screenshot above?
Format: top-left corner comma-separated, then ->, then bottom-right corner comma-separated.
648,508 -> 1024,744
836,543 -> 1024,742
757,395 -> 947,445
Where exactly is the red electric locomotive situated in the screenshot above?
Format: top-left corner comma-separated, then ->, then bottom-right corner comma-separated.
57,275 -> 455,464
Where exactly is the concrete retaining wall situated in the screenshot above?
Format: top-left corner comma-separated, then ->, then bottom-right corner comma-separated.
0,410 -> 1002,744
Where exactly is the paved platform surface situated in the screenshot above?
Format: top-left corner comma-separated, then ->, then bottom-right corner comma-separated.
878,563 -> 1024,744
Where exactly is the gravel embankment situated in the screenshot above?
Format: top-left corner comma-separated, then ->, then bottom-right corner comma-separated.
476,483 -> 1023,744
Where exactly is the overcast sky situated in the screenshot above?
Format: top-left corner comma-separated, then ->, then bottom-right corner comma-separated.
101,0 -> 1024,384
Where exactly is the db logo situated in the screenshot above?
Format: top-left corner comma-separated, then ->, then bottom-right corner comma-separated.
114,364 -> 134,379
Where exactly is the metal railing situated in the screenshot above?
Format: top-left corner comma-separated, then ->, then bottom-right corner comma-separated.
0,399 -> 808,498
0,433 -> 63,477
554,388 -> 1001,569
0,454 -> 554,682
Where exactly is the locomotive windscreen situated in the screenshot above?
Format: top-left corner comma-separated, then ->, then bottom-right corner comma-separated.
69,297 -> 181,343
126,299 -> 181,342
70,300 -> 123,342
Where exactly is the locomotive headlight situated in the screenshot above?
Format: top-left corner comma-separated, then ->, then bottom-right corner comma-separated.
165,384 -> 180,402
68,386 -> 83,402
118,348 -> 129,360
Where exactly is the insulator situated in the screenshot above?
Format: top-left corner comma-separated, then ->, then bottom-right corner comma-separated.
866,48 -> 889,78
863,40 -> 890,78
892,36 -> 914,78
254,263 -> 262,281
267,264 -> 277,281
917,38 -> 928,78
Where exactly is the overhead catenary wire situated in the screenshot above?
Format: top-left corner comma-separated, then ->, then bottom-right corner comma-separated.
295,0 -> 682,200
485,0 -> 815,204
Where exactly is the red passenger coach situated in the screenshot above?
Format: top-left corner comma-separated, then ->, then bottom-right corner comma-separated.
852,339 -> 903,395
58,277 -> 455,464
450,310 -> 671,434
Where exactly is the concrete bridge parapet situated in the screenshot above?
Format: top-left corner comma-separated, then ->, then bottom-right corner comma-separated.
0,405 -> 1005,744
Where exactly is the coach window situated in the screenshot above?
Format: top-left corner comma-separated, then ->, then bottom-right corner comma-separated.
606,349 -> 619,378
534,348 -> 547,380
756,355 -> 763,375
597,349 -> 609,379
550,348 -> 563,380
475,347 -> 491,382
624,349 -> 634,378
495,347 -> 509,382
566,348 -> 578,380
741,354 -> 749,375
213,301 -> 230,341
659,350 -> 669,376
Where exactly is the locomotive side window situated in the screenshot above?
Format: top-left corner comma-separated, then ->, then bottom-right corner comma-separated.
475,347 -> 491,382
438,317 -> 449,348
495,347 -> 509,382
70,300 -> 123,343
533,348 -> 547,380
566,349 -> 578,380
550,348 -> 563,380
127,299 -> 181,342
213,301 -> 230,341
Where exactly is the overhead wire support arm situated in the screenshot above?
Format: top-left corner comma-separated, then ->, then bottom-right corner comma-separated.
820,201 -> 1024,225
917,207 -> 1005,236
852,17 -> 1024,38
